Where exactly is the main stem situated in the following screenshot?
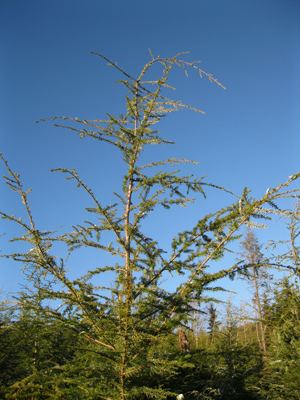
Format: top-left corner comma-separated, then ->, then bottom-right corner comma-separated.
121,81 -> 140,399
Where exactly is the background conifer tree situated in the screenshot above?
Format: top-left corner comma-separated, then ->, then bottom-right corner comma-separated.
236,228 -> 270,357
258,279 -> 300,399
207,304 -> 220,345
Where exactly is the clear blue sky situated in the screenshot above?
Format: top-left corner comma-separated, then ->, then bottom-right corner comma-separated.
1,0 -> 300,301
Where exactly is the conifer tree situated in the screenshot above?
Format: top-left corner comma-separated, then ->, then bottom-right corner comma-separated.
236,228 -> 270,357
258,279 -> 300,399
207,303 -> 220,344
210,300 -> 256,399
1,52 -> 299,399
